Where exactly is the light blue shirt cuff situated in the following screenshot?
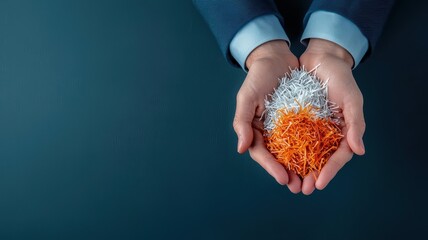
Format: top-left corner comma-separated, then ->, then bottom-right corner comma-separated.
301,11 -> 369,69
230,14 -> 290,71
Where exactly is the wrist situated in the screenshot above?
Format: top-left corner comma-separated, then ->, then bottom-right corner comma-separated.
245,40 -> 292,69
305,38 -> 354,68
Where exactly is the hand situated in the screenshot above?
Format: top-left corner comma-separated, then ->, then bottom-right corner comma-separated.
299,39 -> 366,195
233,40 -> 302,193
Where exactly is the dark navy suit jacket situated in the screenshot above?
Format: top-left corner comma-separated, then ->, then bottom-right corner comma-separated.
194,0 -> 395,67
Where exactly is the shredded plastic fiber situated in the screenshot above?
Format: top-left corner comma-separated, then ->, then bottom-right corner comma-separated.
263,69 -> 343,178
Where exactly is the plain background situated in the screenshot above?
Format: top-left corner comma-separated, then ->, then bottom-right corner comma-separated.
0,0 -> 427,239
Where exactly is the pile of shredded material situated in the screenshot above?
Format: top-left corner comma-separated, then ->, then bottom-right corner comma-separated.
263,69 -> 343,178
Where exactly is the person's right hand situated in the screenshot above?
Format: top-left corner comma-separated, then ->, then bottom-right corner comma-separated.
233,40 -> 302,193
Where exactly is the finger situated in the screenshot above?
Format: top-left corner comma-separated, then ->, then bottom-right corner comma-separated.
233,92 -> 256,153
343,100 -> 366,155
287,170 -> 302,194
302,171 -> 318,195
315,140 -> 353,190
249,129 -> 289,185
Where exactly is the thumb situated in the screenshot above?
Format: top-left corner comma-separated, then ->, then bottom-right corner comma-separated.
233,93 -> 256,153
343,99 -> 366,155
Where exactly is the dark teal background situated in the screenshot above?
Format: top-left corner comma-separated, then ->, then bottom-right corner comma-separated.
0,0 -> 426,239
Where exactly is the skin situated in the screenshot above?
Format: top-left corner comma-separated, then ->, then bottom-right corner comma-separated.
233,39 -> 366,195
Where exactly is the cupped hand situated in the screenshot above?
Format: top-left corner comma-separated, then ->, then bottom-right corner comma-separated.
233,40 -> 302,193
299,39 -> 366,195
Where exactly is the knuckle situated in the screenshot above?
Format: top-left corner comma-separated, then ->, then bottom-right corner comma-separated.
355,92 -> 364,106
236,90 -> 249,102
232,117 -> 240,131
351,120 -> 366,133
238,84 -> 258,101
361,121 -> 366,131
358,98 -> 364,107
330,158 -> 345,169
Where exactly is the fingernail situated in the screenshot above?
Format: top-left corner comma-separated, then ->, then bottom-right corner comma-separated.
360,138 -> 365,152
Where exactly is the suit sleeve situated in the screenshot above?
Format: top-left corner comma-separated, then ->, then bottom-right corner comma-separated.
305,0 -> 395,61
193,0 -> 283,67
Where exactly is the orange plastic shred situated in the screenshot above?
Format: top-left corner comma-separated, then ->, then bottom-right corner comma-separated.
265,106 -> 343,178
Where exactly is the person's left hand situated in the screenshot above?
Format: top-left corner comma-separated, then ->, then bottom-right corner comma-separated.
299,38 -> 366,195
